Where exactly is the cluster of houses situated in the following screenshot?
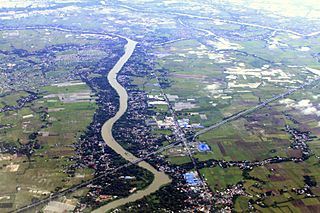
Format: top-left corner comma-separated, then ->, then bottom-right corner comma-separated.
285,125 -> 312,159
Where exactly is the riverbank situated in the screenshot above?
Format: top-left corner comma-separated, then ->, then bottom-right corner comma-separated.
93,38 -> 171,213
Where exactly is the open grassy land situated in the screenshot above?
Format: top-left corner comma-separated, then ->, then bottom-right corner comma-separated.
0,91 -> 29,108
167,156 -> 192,165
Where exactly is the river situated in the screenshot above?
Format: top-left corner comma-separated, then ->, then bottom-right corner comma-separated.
92,39 -> 171,213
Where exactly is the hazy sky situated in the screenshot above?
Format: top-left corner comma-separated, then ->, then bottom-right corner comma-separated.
224,0 -> 320,18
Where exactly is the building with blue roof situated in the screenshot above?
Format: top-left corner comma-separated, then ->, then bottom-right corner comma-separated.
197,143 -> 210,152
184,172 -> 201,186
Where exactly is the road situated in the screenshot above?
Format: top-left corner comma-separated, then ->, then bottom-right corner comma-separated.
193,77 -> 320,139
7,23 -> 320,212
11,76 -> 319,213
158,77 -> 212,200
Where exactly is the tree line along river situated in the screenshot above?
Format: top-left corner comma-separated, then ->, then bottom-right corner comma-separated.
93,38 -> 171,213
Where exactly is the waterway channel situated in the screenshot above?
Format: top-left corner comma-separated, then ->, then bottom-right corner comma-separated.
93,38 -> 171,213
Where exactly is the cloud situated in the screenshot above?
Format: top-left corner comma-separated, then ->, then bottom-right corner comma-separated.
280,99 -> 320,117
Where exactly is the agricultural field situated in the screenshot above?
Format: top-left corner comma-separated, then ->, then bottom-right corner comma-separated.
0,82 -> 97,211
236,157 -> 320,212
144,1 -> 320,211
0,0 -> 320,212
200,167 -> 243,191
